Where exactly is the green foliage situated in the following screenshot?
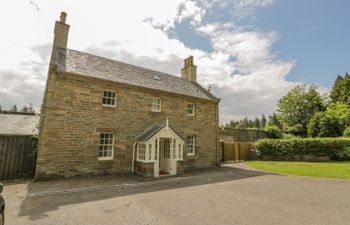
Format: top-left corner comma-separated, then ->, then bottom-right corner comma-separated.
256,138 -> 350,160
282,133 -> 299,139
308,109 -> 345,138
224,115 -> 266,129
261,114 -> 267,127
330,73 -> 350,105
326,102 -> 350,128
31,135 -> 39,155
267,112 -> 282,129
263,125 -> 283,139
277,85 -> 326,136
344,127 -> 350,138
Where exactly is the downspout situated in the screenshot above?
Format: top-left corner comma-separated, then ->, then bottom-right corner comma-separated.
216,100 -> 220,166
132,142 -> 137,173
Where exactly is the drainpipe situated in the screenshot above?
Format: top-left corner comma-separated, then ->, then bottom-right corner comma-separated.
132,142 -> 137,173
216,101 -> 220,165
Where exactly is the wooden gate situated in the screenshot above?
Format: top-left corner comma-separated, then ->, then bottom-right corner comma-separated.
223,142 -> 256,161
0,135 -> 37,180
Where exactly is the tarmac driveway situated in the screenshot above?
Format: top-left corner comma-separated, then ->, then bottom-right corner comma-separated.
2,163 -> 350,225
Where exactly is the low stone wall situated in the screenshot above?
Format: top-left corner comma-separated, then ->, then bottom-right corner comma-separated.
135,161 -> 154,177
220,128 -> 267,142
177,161 -> 185,175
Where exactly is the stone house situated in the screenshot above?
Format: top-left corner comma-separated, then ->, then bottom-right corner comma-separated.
35,12 -> 220,179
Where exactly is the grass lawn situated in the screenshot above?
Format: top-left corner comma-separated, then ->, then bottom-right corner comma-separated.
246,161 -> 350,179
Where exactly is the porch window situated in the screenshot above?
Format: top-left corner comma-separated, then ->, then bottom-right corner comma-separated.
187,103 -> 195,116
155,139 -> 158,160
178,144 -> 182,159
137,143 -> 146,160
148,144 -> 152,160
186,136 -> 195,156
151,97 -> 161,112
173,139 -> 176,159
102,90 -> 117,107
98,133 -> 114,160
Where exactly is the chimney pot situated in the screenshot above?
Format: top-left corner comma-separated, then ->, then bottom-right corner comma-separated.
189,56 -> 193,66
60,11 -> 67,23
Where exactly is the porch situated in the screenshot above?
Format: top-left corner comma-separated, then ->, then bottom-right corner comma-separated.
133,120 -> 185,177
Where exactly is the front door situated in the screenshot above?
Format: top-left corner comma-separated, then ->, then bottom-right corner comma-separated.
160,138 -> 171,174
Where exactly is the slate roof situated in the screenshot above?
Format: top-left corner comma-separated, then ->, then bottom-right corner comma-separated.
51,48 -> 219,102
135,123 -> 166,141
0,114 -> 39,136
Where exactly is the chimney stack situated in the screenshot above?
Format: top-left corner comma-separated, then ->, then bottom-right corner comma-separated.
53,11 -> 70,49
181,56 -> 197,82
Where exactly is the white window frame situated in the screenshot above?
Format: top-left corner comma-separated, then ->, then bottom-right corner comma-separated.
178,143 -> 183,159
172,139 -> 176,159
186,136 -> 195,156
150,97 -> 161,112
98,133 -> 114,160
187,103 -> 195,116
154,139 -> 158,160
102,90 -> 117,107
137,143 -> 146,161
148,143 -> 152,160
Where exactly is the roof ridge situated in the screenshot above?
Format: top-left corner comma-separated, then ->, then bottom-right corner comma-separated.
65,48 -> 185,80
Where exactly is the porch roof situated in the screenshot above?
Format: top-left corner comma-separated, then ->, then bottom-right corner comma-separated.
135,123 -> 184,141
135,123 -> 166,141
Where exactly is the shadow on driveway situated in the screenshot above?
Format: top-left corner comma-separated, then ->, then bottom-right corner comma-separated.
19,164 -> 275,219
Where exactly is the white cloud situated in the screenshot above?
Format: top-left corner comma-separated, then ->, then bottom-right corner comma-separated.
0,0 -> 307,123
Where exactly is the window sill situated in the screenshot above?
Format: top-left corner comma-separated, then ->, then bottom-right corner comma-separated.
98,157 -> 114,161
187,153 -> 195,157
136,160 -> 155,163
102,104 -> 116,108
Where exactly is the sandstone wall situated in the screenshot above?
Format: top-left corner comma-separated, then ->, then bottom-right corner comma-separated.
36,72 -> 219,179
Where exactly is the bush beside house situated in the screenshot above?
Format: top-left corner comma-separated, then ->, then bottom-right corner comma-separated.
256,138 -> 350,161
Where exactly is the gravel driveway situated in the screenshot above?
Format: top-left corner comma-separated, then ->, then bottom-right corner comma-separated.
2,163 -> 350,225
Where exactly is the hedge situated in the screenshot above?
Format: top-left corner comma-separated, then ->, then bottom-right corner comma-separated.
256,138 -> 350,161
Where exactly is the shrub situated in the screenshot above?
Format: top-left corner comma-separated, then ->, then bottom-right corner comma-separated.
308,112 -> 342,137
344,127 -> 350,137
256,138 -> 350,161
263,125 -> 283,139
282,133 -> 299,139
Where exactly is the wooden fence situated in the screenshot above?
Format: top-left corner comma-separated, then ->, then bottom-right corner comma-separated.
0,135 -> 37,180
222,142 -> 256,161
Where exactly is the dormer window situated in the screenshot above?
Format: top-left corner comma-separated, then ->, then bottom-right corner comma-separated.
187,103 -> 195,116
102,90 -> 116,107
151,97 -> 161,112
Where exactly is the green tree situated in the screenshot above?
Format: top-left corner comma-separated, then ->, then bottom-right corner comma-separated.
326,102 -> 350,131
308,112 -> 342,137
277,85 -> 325,136
254,117 -> 261,129
330,73 -> 350,105
267,112 -> 282,129
261,114 -> 267,127
264,125 -> 283,139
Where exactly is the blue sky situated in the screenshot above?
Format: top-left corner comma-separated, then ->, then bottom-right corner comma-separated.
0,0 -> 348,122
254,0 -> 349,88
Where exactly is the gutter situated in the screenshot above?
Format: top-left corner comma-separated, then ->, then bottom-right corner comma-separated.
132,142 -> 137,173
